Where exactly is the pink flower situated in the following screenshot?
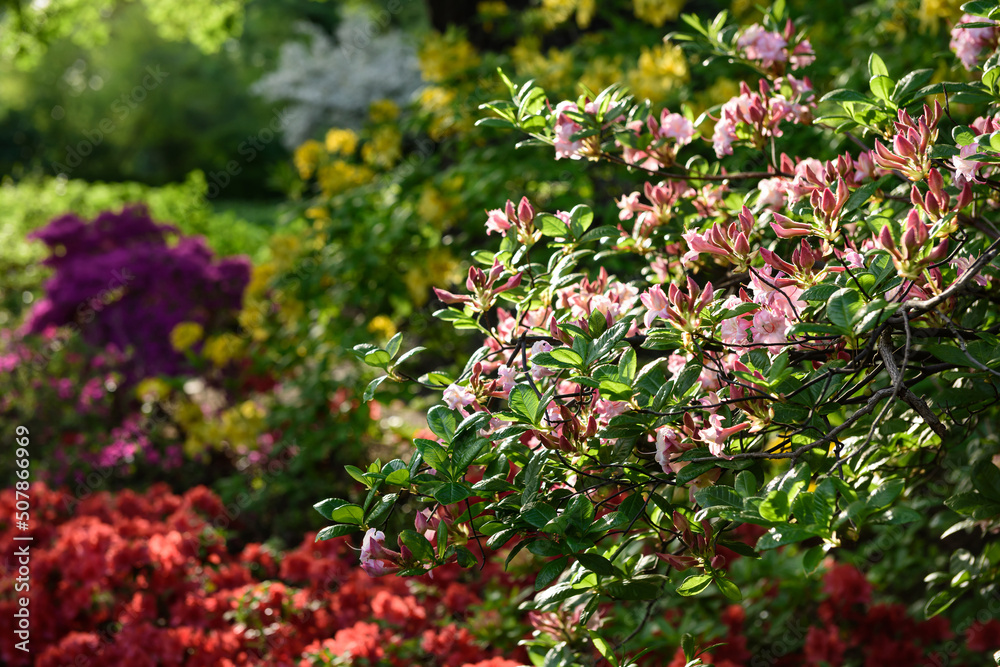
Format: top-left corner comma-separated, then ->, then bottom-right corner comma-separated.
757,177 -> 788,210
497,364 -> 517,392
697,414 -> 750,459
361,529 -> 401,577
737,24 -> 788,67
750,309 -> 789,347
554,101 -> 585,160
485,209 -> 511,236
952,255 -> 990,286
654,426 -> 682,474
443,384 -> 476,410
658,112 -> 695,146
617,191 -> 643,220
952,142 -> 982,186
951,14 -> 999,70
712,117 -> 737,157
640,284 -> 670,328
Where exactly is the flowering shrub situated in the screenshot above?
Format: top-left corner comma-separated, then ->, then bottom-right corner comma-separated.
317,3 -> 1000,664
23,205 -> 250,380
0,483 -> 530,667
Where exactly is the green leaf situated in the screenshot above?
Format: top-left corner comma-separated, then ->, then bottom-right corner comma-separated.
399,529 -> 436,561
676,574 -> 713,596
802,545 -> 825,573
868,479 -> 904,509
509,384 -> 541,424
535,557 -> 569,591
826,287 -> 863,332
759,490 -> 790,522
972,460 -> 1000,502
330,504 -> 365,525
385,468 -> 410,486
715,577 -> 743,601
414,438 -> 450,473
385,332 -> 403,359
821,89 -> 872,104
536,213 -> 570,237
695,486 -> 745,510
568,204 -> 595,237
673,362 -> 702,398
435,483 -> 472,505
363,375 -> 389,402
868,53 -> 888,78
924,590 -> 958,618
313,497 -> 350,520
315,524 -> 360,541
870,75 -> 894,102
364,349 -> 392,369
599,379 -> 634,401
735,471 -> 758,498
756,525 -> 815,550
522,449 -> 550,506
618,348 -> 637,383
427,405 -> 457,442
523,503 -> 559,528
953,125 -> 977,146
577,552 -> 616,576
799,283 -> 840,302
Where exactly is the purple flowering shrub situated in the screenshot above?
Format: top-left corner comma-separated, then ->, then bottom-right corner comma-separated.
24,204 -> 250,380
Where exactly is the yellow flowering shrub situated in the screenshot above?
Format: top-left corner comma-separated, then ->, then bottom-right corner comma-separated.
361,126 -> 403,169
324,128 -> 359,155
633,0 -> 686,26
628,42 -> 690,102
202,332 -> 246,367
316,160 -> 375,197
170,322 -> 204,352
367,314 -> 397,341
368,98 -> 401,123
418,30 -> 480,83
293,139 -> 323,180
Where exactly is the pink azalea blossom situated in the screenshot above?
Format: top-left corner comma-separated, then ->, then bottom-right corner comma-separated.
443,383 -> 476,410
750,309 -> 790,348
654,426 -> 682,474
952,255 -> 990,286
658,112 -> 695,146
951,14 -> 999,70
697,414 -> 750,459
737,24 -> 788,67
485,209 -> 511,236
497,363 -> 517,392
758,177 -> 789,210
640,284 -> 670,328
554,101 -> 585,160
953,142 -> 982,186
361,529 -> 401,577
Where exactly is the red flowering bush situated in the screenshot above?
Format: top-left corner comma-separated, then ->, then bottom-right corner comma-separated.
0,483 -> 529,667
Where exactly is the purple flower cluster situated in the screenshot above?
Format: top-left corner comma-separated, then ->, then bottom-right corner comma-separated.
24,205 -> 250,380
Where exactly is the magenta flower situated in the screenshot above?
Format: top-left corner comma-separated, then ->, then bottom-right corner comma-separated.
485,209 -> 511,236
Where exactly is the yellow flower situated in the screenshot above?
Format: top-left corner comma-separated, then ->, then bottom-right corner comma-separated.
418,186 -> 451,227
305,206 -> 329,220
369,98 -> 401,123
136,378 -> 170,402
324,128 -> 359,155
293,140 -> 323,180
367,314 -> 397,340
477,0 -> 509,18
202,333 -> 245,367
361,126 -> 403,169
581,54 -> 626,96
404,248 -> 459,305
316,160 -> 375,197
247,262 -> 277,298
417,86 -> 460,140
918,0 -> 964,31
269,235 -> 302,271
418,31 -> 480,82
633,0 -> 685,26
628,42 -> 689,102
170,322 -> 204,352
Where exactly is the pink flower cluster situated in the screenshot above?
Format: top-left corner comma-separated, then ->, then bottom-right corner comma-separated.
736,22 -> 815,70
950,14 -> 1000,70
712,78 -> 814,158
